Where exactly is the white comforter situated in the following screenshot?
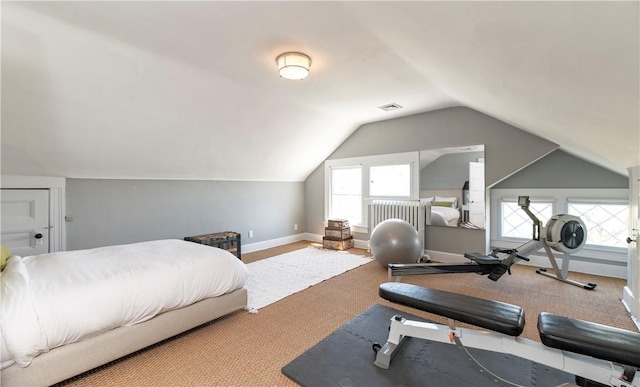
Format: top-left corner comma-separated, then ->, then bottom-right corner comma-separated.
1,239 -> 248,369
430,206 -> 461,225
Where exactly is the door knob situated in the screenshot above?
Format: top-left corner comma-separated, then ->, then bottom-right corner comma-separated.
34,233 -> 43,239
627,236 -> 637,244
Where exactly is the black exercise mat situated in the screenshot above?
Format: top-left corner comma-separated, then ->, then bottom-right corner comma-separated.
282,304 -> 573,387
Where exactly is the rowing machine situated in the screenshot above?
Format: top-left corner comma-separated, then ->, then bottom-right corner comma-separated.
388,196 -> 596,290
373,282 -> 640,387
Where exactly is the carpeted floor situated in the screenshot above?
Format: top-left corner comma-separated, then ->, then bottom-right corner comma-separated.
58,241 -> 636,386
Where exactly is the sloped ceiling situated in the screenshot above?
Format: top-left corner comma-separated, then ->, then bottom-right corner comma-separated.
1,1 -> 638,181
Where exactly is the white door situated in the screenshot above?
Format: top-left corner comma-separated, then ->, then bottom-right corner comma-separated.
1,189 -> 50,256
468,161 -> 485,228
624,165 -> 639,326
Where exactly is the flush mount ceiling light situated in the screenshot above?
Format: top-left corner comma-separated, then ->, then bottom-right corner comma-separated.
276,52 -> 312,80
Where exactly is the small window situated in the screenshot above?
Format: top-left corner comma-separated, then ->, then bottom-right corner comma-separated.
568,202 -> 628,248
330,166 -> 362,225
500,200 -> 553,239
324,151 -> 419,229
369,164 -> 410,197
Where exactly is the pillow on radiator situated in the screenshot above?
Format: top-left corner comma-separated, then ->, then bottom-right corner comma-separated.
435,196 -> 458,208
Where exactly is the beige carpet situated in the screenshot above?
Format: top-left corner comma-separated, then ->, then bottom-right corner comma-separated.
59,241 -> 637,386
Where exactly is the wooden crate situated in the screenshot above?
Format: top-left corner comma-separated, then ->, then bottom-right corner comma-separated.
327,219 -> 349,229
184,231 -> 241,260
325,226 -> 351,239
323,236 -> 354,251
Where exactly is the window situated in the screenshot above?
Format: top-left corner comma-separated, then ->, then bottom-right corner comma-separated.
330,166 -> 362,226
325,152 -> 419,231
491,189 -> 629,255
370,164 -> 411,197
500,199 -> 554,239
568,201 -> 628,248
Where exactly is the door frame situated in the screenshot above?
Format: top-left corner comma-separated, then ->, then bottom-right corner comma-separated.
468,161 -> 485,229
1,175 -> 66,252
623,165 -> 640,329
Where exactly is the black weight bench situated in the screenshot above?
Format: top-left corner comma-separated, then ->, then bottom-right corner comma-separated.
379,282 -> 640,370
379,282 -> 525,337
538,312 -> 640,369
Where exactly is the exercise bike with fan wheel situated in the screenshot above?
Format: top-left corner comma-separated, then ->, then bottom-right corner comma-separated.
387,195 -> 596,290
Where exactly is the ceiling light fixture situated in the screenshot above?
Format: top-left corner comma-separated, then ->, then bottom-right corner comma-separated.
276,52 -> 312,80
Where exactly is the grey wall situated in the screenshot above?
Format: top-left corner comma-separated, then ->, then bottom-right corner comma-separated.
420,151 -> 484,190
305,107 -> 629,255
66,179 -> 305,250
326,107 -> 559,187
305,106 -> 560,254
494,150 -> 628,188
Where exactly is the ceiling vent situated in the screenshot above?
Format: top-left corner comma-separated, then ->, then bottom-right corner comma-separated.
378,103 -> 403,112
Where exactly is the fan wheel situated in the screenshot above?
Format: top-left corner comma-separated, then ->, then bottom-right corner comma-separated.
560,220 -> 585,250
544,214 -> 587,254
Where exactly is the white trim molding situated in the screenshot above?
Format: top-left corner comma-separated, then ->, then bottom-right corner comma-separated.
623,286 -> 640,330
624,165 -> 640,328
242,232 -> 370,254
242,233 -> 307,254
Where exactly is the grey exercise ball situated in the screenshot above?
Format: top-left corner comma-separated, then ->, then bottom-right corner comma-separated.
370,219 -> 423,268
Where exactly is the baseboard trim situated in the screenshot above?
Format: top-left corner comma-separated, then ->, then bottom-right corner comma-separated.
622,286 -> 640,331
420,249 -> 627,279
303,233 -> 323,243
516,254 -> 626,279
245,233 -> 370,253
424,250 -> 465,263
242,233 -> 307,254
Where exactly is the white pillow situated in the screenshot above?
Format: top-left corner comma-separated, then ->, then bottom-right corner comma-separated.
435,196 -> 458,208
1,256 -> 48,367
420,197 -> 434,203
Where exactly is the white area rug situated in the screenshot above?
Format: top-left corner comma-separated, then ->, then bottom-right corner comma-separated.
244,247 -> 373,312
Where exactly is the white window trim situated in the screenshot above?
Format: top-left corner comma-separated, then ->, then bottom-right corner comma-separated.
490,188 -> 629,263
325,152 -> 419,233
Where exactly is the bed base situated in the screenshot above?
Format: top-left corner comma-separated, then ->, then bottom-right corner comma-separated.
1,288 -> 247,387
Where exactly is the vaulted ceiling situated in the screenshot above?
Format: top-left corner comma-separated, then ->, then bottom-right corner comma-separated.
2,1 -> 638,181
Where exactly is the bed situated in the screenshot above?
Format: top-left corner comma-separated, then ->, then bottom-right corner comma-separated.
1,239 -> 248,386
429,204 -> 461,227
420,194 -> 461,227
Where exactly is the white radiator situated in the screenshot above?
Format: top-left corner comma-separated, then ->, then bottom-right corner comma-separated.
369,200 -> 427,246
